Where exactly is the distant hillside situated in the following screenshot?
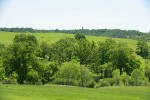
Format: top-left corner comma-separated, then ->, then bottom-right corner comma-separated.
0,31 -> 138,49
0,27 -> 150,41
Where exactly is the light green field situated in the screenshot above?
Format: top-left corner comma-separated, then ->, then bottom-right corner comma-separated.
0,31 -> 138,50
0,32 -> 73,45
0,84 -> 150,100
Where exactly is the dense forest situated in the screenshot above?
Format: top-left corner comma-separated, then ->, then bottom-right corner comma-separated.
0,27 -> 150,41
0,33 -> 150,87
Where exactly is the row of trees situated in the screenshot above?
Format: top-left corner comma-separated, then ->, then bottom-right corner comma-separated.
0,33 -> 150,87
1,27 -> 150,41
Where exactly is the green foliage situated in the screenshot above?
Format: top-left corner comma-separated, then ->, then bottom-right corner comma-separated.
112,69 -> 121,85
26,69 -> 39,85
14,33 -> 38,45
145,67 -> 150,82
0,67 -> 5,81
136,41 -> 149,58
131,69 -> 144,86
54,61 -> 95,87
4,34 -> 39,84
51,37 -> 76,64
75,39 -> 96,65
79,66 -> 94,87
39,41 -> 50,59
141,78 -> 150,86
1,28 -> 148,41
74,33 -> 86,40
0,32 -> 149,87
99,78 -> 114,87
0,57 -> 5,81
97,39 -> 116,64
109,43 -> 140,75
41,61 -> 59,84
121,72 -> 129,86
54,61 -> 80,86
2,72 -> 18,84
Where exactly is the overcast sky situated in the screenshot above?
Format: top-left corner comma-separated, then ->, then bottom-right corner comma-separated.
0,0 -> 150,32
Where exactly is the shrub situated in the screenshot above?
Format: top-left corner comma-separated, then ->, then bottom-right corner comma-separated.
121,72 -> 129,86
79,66 -> 93,87
141,78 -> 150,86
99,78 -> 111,87
145,67 -> 150,82
131,69 -> 144,86
54,61 -> 96,87
54,61 -> 80,86
26,69 -> 39,85
0,67 -> 5,81
112,69 -> 122,86
86,80 -> 95,88
2,73 -> 18,84
0,58 -> 5,82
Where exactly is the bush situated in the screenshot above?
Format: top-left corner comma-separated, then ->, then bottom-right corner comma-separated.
99,78 -> 111,87
121,72 -> 129,86
79,66 -> 94,87
141,78 -> 150,86
53,78 -> 64,85
54,61 -> 80,86
26,69 -> 39,85
0,58 -> 5,82
0,67 -> 5,81
54,61 -> 96,88
131,69 -> 144,86
113,80 -> 124,86
112,69 -> 122,86
145,67 -> 150,82
2,72 -> 18,84
80,79 -> 95,88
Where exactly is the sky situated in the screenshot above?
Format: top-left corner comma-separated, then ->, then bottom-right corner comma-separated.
0,0 -> 150,32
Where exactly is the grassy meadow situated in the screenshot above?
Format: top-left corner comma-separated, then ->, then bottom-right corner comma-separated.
0,31 -> 138,49
0,84 -> 150,100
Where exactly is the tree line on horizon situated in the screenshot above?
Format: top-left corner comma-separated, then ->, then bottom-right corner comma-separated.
0,27 -> 150,42
0,33 -> 150,87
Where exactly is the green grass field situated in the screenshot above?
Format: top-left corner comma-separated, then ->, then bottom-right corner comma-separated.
0,31 -> 138,50
0,84 -> 150,100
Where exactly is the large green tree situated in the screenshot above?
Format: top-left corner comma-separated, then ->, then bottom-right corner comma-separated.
5,34 -> 39,84
97,39 -> 116,64
88,39 -> 116,79
109,43 -> 141,75
51,37 -> 76,64
75,39 -> 96,65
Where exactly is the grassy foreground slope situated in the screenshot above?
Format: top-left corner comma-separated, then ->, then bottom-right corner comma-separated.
0,85 -> 150,100
0,31 -> 138,49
